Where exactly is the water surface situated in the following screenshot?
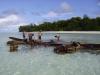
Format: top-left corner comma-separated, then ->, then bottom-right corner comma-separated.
0,32 -> 100,75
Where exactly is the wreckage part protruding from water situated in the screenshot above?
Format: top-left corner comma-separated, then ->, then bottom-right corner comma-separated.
7,40 -> 21,52
9,44 -> 18,52
54,42 -> 81,54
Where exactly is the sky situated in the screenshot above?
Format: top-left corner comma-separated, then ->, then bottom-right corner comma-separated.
0,0 -> 100,32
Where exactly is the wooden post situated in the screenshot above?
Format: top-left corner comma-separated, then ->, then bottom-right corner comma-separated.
9,41 -> 18,52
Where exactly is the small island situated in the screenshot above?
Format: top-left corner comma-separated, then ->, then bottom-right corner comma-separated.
19,15 -> 100,32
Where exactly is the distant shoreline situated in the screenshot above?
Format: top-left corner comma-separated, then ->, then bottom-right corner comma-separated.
1,31 -> 100,34
29,31 -> 100,34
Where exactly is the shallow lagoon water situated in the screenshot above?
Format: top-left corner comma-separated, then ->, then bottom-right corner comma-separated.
0,32 -> 100,75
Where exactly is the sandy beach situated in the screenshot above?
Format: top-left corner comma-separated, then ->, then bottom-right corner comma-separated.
31,31 -> 100,34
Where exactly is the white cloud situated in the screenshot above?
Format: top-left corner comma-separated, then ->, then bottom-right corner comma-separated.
41,2 -> 72,18
0,13 -> 25,32
61,2 -> 72,13
0,14 -> 22,27
42,11 -> 58,18
0,15 -> 19,24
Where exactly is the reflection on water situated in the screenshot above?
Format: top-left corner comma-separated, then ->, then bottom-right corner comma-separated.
0,32 -> 100,75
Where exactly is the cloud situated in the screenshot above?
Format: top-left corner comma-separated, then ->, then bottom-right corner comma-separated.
60,2 -> 72,13
0,10 -> 20,18
0,13 -> 27,32
0,9 -> 28,27
2,10 -> 19,15
96,13 -> 100,17
42,11 -> 58,18
32,12 -> 42,16
97,0 -> 100,6
44,2 -> 72,18
98,2 -> 100,6
32,2 -> 72,18
0,14 -> 21,26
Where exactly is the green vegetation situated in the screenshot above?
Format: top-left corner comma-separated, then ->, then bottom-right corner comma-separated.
19,15 -> 100,32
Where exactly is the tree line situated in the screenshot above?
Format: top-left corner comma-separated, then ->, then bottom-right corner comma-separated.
19,15 -> 100,32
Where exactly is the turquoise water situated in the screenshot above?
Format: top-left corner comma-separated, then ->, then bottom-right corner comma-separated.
0,32 -> 100,75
